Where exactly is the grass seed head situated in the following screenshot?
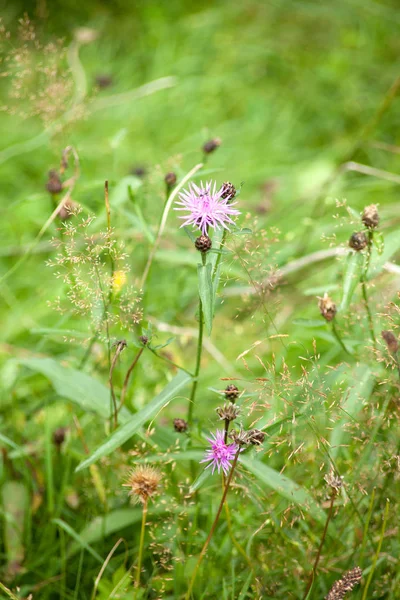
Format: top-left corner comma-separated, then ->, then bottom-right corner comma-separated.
123,465 -> 161,504
325,567 -> 362,600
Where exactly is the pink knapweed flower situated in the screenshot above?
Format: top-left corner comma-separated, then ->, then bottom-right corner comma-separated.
175,181 -> 240,235
200,430 -> 238,475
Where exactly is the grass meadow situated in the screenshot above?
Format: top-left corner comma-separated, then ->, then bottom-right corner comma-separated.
1,1 -> 400,598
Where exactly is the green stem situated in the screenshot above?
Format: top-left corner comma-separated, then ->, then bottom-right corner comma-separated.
213,229 -> 227,278
361,231 -> 377,351
361,500 -> 389,600
187,300 -> 204,427
135,500 -> 148,590
303,492 -> 336,599
185,449 -> 240,599
331,321 -> 352,356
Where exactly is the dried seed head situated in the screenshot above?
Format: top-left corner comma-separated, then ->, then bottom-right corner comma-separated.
324,470 -> 343,494
318,293 -> 337,322
381,330 -> 399,354
195,235 -> 212,253
139,335 -> 149,346
229,428 -> 249,446
46,169 -> 63,195
220,181 -> 236,202
348,231 -> 368,251
202,138 -> 221,154
123,465 -> 161,504
224,384 -> 240,402
57,199 -> 78,221
164,172 -> 177,187
246,429 -> 266,445
131,165 -> 147,178
173,418 -> 188,433
362,204 -> 379,229
52,427 -> 67,447
325,567 -> 362,600
216,403 -> 241,422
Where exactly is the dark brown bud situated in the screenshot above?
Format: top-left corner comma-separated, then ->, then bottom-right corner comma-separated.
173,418 -> 188,433
95,74 -> 113,89
57,199 -> 78,220
349,231 -> 368,251
195,235 -> 212,253
229,428 -> 249,446
131,165 -> 147,178
381,330 -> 399,354
139,335 -> 149,346
325,567 -> 362,600
46,169 -> 63,195
362,204 -> 379,229
202,138 -> 221,154
224,384 -> 240,402
247,429 -> 265,445
220,181 -> 236,201
318,294 -> 337,322
164,172 -> 177,187
53,427 -> 67,447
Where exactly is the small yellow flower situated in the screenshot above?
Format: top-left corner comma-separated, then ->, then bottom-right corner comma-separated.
112,270 -> 127,293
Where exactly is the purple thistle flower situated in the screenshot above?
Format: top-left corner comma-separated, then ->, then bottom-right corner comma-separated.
175,180 -> 240,235
200,430 -> 238,475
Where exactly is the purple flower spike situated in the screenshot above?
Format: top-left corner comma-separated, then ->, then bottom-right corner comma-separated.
200,430 -> 238,475
175,180 -> 240,235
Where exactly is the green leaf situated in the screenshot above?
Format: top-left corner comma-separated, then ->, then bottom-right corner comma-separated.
111,175 -> 142,207
232,227 -> 252,235
330,364 -> 375,459
15,357 -> 131,423
52,518 -> 104,563
75,370 -> 191,472
369,230 -> 400,279
183,226 -> 197,243
339,251 -> 364,312
239,455 -> 326,525
2,481 -> 28,569
189,467 -> 213,493
292,318 -> 327,328
197,262 -> 214,336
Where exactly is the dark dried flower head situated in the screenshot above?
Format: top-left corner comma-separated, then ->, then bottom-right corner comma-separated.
216,403 -> 240,422
318,293 -> 337,322
139,335 -> 149,346
46,169 -> 63,195
246,429 -> 266,445
381,330 -> 399,354
164,172 -> 177,187
195,235 -> 212,253
203,137 -> 221,154
173,418 -> 188,433
131,165 -> 147,178
52,427 -> 67,447
220,181 -> 236,202
349,231 -> 367,251
229,428 -> 250,446
325,567 -> 362,600
123,465 -> 161,504
362,204 -> 379,229
224,384 -> 240,402
324,470 -> 343,494
57,199 -> 78,221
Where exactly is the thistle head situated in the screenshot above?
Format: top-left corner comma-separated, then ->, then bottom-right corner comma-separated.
123,465 -> 161,504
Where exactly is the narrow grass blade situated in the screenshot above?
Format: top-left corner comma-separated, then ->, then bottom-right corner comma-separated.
2,481 -> 28,573
53,518 -> 104,563
197,262 -> 214,336
75,370 -> 191,471
239,456 -> 326,525
339,251 -> 364,312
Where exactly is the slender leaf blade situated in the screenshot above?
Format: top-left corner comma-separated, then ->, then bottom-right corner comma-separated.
339,251 -> 364,312
197,262 -> 214,336
75,370 -> 191,472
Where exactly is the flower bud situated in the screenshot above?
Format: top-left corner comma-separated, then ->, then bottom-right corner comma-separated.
173,418 -> 188,433
224,384 -> 240,402
220,182 -> 236,201
164,172 -> 177,187
202,138 -> 221,154
318,293 -> 337,322
246,429 -> 265,445
195,235 -> 212,253
349,231 -> 368,251
362,204 -> 379,229
46,169 -> 63,195
381,330 -> 399,354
